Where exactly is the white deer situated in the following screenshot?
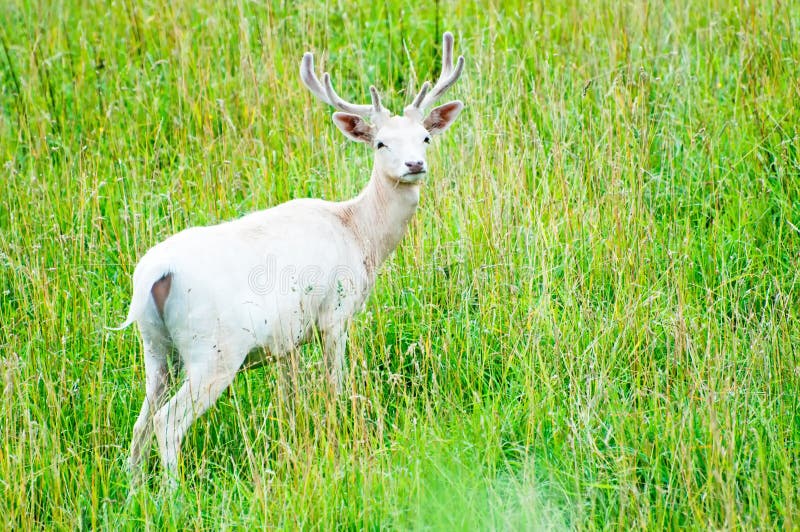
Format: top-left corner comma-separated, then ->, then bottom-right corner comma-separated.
119,32 -> 465,484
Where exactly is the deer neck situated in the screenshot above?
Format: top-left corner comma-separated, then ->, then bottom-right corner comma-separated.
339,168 -> 421,277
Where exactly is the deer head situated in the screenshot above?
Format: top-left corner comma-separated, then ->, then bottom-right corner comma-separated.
300,32 -> 465,184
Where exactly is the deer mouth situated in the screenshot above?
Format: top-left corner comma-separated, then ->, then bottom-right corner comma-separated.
396,170 -> 427,184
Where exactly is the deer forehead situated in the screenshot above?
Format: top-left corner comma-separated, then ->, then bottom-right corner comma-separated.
375,116 -> 428,142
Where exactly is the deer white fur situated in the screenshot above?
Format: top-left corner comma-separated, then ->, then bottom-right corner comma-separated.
120,33 -> 465,484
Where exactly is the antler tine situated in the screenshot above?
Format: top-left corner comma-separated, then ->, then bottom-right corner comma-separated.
322,73 -> 375,117
300,53 -> 331,105
300,52 -> 383,118
441,31 -> 454,74
409,32 -> 465,114
369,86 -> 383,114
411,81 -> 431,109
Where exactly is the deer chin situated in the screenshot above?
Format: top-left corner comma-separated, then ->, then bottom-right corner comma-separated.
395,170 -> 427,184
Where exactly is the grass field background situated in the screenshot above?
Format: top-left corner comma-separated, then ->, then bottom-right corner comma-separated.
1,0 -> 799,528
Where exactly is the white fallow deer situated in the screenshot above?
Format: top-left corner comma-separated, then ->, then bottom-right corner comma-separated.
119,32 -> 465,485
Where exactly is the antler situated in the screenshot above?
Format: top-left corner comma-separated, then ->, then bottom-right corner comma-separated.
300,52 -> 385,119
405,32 -> 465,117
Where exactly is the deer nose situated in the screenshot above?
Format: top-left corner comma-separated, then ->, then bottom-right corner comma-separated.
405,161 -> 425,173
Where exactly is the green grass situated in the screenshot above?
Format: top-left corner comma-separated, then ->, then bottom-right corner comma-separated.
1,0 -> 799,528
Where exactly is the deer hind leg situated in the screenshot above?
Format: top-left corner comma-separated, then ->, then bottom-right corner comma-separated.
128,327 -> 172,486
152,341 -> 244,486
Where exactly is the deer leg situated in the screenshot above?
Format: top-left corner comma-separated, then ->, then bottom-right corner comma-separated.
152,346 -> 242,487
322,326 -> 348,396
275,349 -> 299,435
128,331 -> 171,486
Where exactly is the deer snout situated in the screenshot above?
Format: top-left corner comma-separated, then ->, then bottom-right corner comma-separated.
405,161 -> 426,174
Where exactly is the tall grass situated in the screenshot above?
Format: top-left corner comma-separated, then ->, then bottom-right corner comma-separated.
1,0 -> 798,528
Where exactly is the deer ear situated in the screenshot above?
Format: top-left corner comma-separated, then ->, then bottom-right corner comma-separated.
423,101 -> 463,135
332,112 -> 375,143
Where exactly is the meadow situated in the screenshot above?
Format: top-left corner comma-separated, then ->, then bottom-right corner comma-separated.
1,0 -> 799,528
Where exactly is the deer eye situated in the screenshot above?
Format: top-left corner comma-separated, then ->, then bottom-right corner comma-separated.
423,136 -> 431,144
376,141 -> 387,149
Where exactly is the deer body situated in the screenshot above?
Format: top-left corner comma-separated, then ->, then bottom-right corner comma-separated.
122,33 -> 464,485
128,199 -> 365,359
